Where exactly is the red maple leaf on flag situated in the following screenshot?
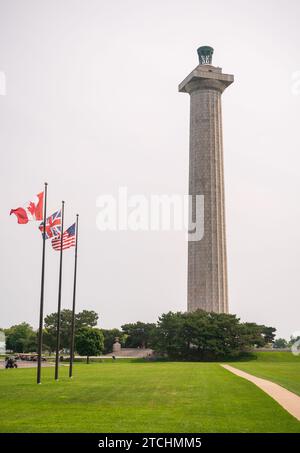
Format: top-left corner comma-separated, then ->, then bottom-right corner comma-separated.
10,192 -> 44,224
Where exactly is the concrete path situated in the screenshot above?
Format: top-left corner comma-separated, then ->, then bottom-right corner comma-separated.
0,360 -> 54,369
221,364 -> 300,421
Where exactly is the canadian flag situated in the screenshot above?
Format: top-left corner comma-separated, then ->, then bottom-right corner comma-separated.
10,192 -> 44,224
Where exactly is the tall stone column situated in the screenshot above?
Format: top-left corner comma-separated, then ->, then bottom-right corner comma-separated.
179,46 -> 234,313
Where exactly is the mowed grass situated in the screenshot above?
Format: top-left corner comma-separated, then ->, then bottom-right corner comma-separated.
229,352 -> 300,396
0,361 -> 300,433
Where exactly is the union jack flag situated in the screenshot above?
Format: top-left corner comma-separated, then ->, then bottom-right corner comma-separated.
51,223 -> 76,251
39,210 -> 61,239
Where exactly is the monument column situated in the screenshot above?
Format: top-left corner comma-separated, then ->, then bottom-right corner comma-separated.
179,46 -> 234,313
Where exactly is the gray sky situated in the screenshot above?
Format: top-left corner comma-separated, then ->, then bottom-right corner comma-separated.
1,0 -> 299,339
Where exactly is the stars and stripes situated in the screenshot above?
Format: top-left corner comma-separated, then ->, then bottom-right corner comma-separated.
39,210 -> 61,239
51,223 -> 76,251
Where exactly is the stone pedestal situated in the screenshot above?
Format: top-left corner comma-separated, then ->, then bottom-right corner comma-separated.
112,338 -> 121,354
179,47 -> 234,313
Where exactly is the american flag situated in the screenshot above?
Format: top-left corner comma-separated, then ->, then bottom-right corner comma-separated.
51,223 -> 76,251
39,210 -> 61,239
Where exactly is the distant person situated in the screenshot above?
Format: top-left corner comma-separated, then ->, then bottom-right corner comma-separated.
5,357 -> 17,369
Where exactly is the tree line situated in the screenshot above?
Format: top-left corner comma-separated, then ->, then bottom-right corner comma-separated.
0,309 -> 289,360
0,310 -> 104,360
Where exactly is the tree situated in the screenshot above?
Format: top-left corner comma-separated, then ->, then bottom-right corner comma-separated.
102,328 -> 125,354
240,323 -> 268,348
44,310 -> 72,352
260,325 -> 276,345
77,310 -> 98,328
42,328 -> 56,353
289,335 -> 300,347
150,312 -> 186,357
121,322 -> 157,348
273,338 -> 288,349
44,309 -> 99,352
151,310 -> 276,360
5,323 -> 36,353
75,327 -> 104,363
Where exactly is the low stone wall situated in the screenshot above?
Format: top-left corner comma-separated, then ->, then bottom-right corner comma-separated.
254,348 -> 291,352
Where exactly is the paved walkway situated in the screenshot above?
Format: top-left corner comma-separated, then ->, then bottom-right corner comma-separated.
0,360 -> 54,369
221,364 -> 300,421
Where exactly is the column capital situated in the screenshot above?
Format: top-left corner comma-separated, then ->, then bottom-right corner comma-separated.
179,65 -> 234,94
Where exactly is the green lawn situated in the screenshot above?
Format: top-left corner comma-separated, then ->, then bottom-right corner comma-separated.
0,360 -> 300,433
229,352 -> 300,396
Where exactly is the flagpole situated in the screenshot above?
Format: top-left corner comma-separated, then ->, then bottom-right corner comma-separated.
54,200 -> 65,381
69,214 -> 79,378
37,182 -> 48,384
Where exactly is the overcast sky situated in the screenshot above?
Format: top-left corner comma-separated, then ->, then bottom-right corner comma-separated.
1,0 -> 300,339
